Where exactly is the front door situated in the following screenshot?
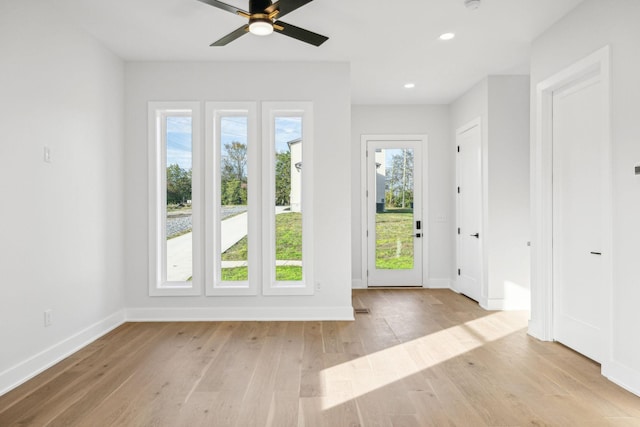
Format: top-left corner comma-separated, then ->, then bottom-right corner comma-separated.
552,73 -> 608,363
366,139 -> 423,287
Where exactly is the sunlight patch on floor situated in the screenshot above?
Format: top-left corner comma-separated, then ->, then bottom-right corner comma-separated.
319,311 -> 528,410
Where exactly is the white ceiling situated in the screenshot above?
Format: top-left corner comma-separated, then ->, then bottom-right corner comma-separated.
52,0 -> 584,104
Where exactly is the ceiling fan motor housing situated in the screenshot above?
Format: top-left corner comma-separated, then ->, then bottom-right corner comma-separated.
250,0 -> 274,14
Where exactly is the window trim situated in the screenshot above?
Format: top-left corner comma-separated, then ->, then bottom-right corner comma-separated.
262,102 -> 314,295
148,102 -> 202,296
205,102 -> 259,296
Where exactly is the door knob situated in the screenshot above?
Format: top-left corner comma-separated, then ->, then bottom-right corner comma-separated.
470,233 -> 479,238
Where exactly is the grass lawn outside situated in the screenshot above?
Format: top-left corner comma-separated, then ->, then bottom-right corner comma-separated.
375,208 -> 414,270
221,266 -> 303,281
221,212 -> 303,281
219,209 -> 414,279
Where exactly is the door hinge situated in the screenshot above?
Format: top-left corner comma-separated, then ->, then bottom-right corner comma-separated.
457,186 -> 460,194
367,270 -> 369,277
366,230 -> 369,237
458,268 -> 461,276
366,190 -> 368,197
457,227 -> 460,235
457,145 -> 460,153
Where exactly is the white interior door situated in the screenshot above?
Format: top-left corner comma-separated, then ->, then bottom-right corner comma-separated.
552,73 -> 608,363
366,139 -> 422,287
456,123 -> 482,302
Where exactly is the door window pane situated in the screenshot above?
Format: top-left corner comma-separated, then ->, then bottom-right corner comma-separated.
375,148 -> 414,270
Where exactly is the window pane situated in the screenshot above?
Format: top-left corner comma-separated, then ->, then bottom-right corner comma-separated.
375,148 -> 414,270
220,116 -> 249,281
274,117 -> 303,281
165,115 -> 193,281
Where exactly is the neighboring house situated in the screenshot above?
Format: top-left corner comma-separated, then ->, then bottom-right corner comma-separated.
375,149 -> 386,212
288,138 -> 302,213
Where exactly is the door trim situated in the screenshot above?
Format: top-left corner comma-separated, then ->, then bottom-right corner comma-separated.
455,118 -> 485,303
360,135 -> 429,288
530,45 -> 612,358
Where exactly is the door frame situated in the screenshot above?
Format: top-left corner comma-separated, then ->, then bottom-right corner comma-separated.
455,118 -> 485,303
360,134 -> 429,288
530,46 -> 612,357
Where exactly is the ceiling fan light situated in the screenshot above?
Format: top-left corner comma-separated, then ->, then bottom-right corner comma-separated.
249,19 -> 273,36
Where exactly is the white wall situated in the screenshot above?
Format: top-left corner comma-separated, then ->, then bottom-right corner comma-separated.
450,76 -> 531,310
486,76 -> 531,309
350,105 -> 453,289
124,62 -> 352,318
0,0 -> 125,393
530,0 -> 640,394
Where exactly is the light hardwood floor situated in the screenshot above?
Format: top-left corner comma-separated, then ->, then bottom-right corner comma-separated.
1,289 -> 639,426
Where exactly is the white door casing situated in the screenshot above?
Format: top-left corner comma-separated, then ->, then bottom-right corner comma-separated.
456,120 -> 483,302
530,46 -> 612,366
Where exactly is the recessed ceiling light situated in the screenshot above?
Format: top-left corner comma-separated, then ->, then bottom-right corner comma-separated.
439,32 -> 456,41
404,83 -> 416,89
465,0 -> 481,10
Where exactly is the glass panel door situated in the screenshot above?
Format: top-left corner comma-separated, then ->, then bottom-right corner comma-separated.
367,139 -> 423,286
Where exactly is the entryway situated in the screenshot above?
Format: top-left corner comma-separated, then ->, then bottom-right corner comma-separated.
362,135 -> 426,287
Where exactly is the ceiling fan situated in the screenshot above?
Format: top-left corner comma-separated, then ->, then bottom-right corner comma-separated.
197,0 -> 329,47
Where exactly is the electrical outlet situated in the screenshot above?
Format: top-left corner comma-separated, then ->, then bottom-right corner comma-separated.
315,282 -> 321,291
44,309 -> 53,327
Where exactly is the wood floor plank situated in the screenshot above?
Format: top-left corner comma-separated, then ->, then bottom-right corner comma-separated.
0,322 -> 169,426
1,289 -> 639,426
273,322 -> 305,392
299,322 -> 327,398
265,391 -> 299,427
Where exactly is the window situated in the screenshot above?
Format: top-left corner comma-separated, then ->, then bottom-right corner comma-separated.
148,102 -> 202,296
205,103 -> 258,296
148,101 -> 313,296
263,102 -> 314,295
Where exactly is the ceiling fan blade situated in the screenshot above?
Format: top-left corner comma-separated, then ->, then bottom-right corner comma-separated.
276,0 -> 314,18
274,20 -> 328,46
210,25 -> 249,46
197,0 -> 249,16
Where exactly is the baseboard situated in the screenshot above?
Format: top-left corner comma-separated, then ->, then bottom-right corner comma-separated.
481,298 -> 502,311
451,280 -> 461,293
426,278 -> 451,289
0,310 -> 126,397
527,319 -> 550,341
602,360 -> 640,397
126,306 -> 355,321
352,279 -> 451,290
481,296 -> 530,311
351,279 -> 366,289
